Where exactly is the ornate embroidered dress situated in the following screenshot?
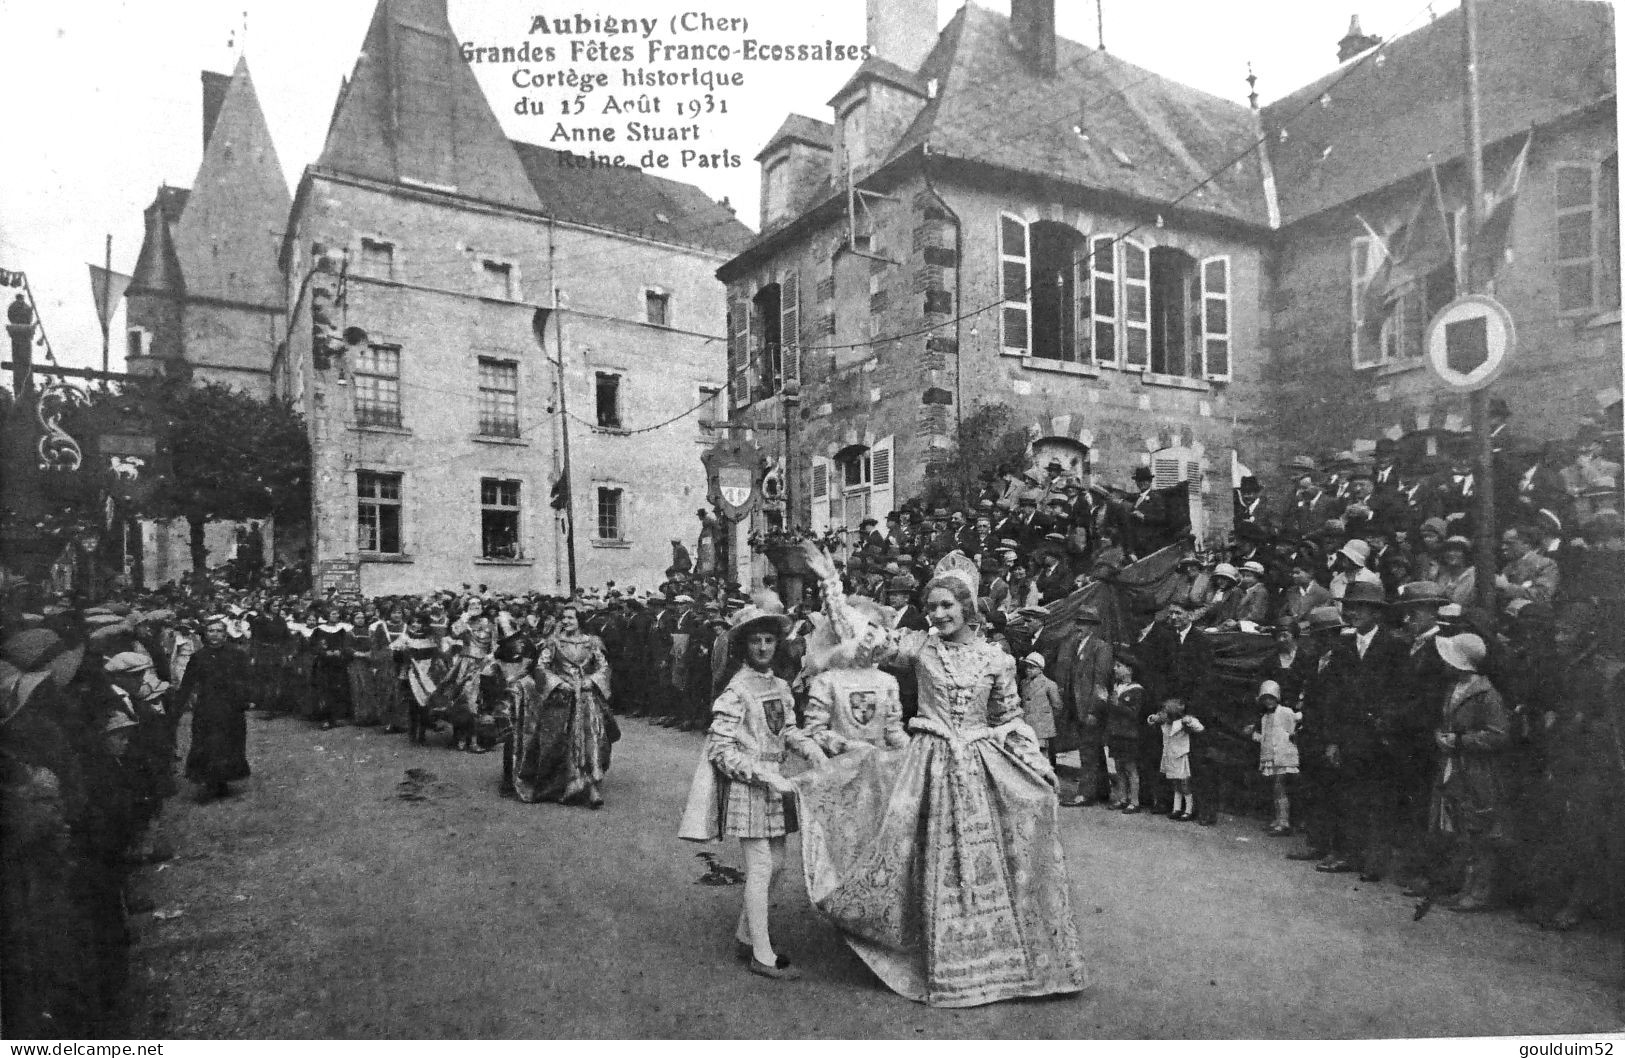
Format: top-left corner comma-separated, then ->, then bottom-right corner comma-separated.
795,620 -> 1087,1007
515,633 -> 613,805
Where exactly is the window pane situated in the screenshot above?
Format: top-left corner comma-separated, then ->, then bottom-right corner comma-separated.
1206,338 -> 1230,377
1093,238 -> 1115,275
1559,263 -> 1594,312
1556,167 -> 1594,209
1126,285 -> 1148,322
1205,297 -> 1229,335
1094,321 -> 1116,360
1557,211 -> 1593,259
1093,277 -> 1115,317
1003,306 -> 1028,349
1002,261 -> 1028,300
1203,259 -> 1228,295
1124,245 -> 1146,281
378,506 -> 401,554
596,488 -> 621,539
478,360 -> 519,437
1126,329 -> 1148,365
645,292 -> 669,326
1001,217 -> 1026,256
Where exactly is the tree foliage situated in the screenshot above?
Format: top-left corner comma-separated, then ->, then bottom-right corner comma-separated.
918,401 -> 1031,510
146,380 -> 309,527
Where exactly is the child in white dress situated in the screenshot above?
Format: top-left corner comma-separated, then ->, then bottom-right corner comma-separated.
1246,680 -> 1300,835
1149,698 -> 1204,820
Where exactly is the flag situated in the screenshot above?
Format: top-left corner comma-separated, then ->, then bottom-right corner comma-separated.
1469,131 -> 1532,281
1355,214 -> 1397,344
1385,161 -> 1455,295
87,263 -> 131,336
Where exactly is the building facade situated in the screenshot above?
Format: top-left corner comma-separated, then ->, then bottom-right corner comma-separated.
124,57 -> 291,583
720,0 -> 1276,559
723,0 -> 1620,563
280,0 -> 750,596
1261,0 -> 1619,487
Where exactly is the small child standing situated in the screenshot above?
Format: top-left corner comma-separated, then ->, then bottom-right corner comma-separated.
1246,680 -> 1300,836
1106,652 -> 1146,812
1018,653 -> 1060,762
1149,698 -> 1205,820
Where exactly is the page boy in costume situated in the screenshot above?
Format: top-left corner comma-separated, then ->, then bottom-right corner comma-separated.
679,605 -> 825,981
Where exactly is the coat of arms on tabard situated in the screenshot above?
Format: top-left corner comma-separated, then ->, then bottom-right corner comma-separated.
849,690 -> 877,726
762,697 -> 787,735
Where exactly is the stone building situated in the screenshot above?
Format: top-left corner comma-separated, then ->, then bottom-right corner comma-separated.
280,0 -> 750,595
1261,0 -> 1618,485
724,0 -> 1620,557
124,57 -> 291,584
719,0 -> 1276,555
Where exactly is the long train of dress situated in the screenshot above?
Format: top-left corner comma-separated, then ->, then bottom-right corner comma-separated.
794,631 -> 1087,1007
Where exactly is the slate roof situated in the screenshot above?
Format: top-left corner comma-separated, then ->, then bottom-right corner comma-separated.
129,187 -> 189,294
755,113 -> 834,161
828,56 -> 931,104
1263,0 -> 1616,226
510,141 -> 754,257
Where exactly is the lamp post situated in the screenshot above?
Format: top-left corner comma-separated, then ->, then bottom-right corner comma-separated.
781,379 -> 801,532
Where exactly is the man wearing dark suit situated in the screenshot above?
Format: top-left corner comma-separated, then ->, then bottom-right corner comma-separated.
1233,476 -> 1275,539
1280,457 -> 1338,542
1125,466 -> 1174,559
1425,441 -> 1479,539
1008,491 -> 1051,553
1140,602 -> 1216,819
1032,545 -> 1074,606
1051,606 -> 1113,806
1370,438 -> 1404,494
1317,581 -> 1411,879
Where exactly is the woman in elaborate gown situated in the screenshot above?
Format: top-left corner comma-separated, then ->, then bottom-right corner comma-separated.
376,606 -> 410,733
345,606 -> 386,726
434,599 -> 497,751
793,543 -> 1087,1008
515,605 -> 615,807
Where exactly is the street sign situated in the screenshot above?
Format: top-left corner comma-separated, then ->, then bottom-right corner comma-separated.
317,558 -> 361,595
1424,294 -> 1515,392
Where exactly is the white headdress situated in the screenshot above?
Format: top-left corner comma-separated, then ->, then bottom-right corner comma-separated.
931,549 -> 980,601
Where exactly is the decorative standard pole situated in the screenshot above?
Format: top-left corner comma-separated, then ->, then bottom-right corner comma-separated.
781,379 -> 801,531
1459,0 -> 1497,613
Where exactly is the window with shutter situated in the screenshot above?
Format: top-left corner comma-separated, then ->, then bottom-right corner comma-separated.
1123,239 -> 1149,369
781,271 -> 800,385
869,435 -> 895,519
1091,236 -> 1118,365
728,297 -> 749,406
1350,235 -> 1385,368
1152,456 -> 1182,488
999,214 -> 1031,354
809,457 -> 831,534
1555,163 -> 1598,314
1201,255 -> 1231,380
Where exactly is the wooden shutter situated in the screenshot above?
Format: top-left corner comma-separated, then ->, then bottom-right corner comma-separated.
1122,239 -> 1149,370
1201,255 -> 1231,380
810,456 -> 831,533
999,214 -> 1030,354
781,270 -> 800,385
1091,236 -> 1118,365
728,296 -> 748,406
869,435 -> 895,520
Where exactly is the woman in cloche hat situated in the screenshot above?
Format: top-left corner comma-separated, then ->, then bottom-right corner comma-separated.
1424,633 -> 1511,912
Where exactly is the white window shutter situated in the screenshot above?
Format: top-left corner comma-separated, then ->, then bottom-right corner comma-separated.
1091,236 -> 1118,365
810,456 -> 831,534
1152,455 -> 1183,488
1122,239 -> 1149,370
869,435 -> 895,520
781,270 -> 800,385
999,214 -> 1031,354
728,296 -> 749,405
1200,255 -> 1231,380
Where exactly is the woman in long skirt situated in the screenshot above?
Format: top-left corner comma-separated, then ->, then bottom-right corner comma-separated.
396,611 -> 447,744
307,604 -> 352,730
377,605 -> 410,733
793,544 -> 1087,1007
515,605 -> 615,806
434,599 -> 498,751
346,606 -> 383,725
179,616 -> 252,798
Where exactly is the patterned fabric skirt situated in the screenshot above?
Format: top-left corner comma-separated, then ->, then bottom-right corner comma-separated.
720,766 -> 793,839
513,686 -> 613,804
795,731 -> 1087,1008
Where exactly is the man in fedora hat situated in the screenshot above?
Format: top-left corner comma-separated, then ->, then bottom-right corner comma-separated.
1317,581 -> 1410,881
1233,475 -> 1274,539
1141,601 -> 1216,817
1281,456 -> 1336,541
1287,604 -> 1349,864
1052,604 -> 1113,807
1279,557 -> 1333,625
1125,466 -> 1176,559
1426,435 -> 1480,537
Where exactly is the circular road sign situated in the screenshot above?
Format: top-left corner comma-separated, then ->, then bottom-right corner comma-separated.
1424,293 -> 1516,392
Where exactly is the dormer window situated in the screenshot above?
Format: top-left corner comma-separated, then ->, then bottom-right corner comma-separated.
839,102 -> 866,173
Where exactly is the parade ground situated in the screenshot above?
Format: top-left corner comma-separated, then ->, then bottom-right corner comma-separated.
114,711 -> 1621,1040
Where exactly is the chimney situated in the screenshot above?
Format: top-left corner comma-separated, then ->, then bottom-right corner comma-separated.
201,70 -> 231,149
866,0 -> 935,72
1010,0 -> 1057,78
1337,15 -> 1382,63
